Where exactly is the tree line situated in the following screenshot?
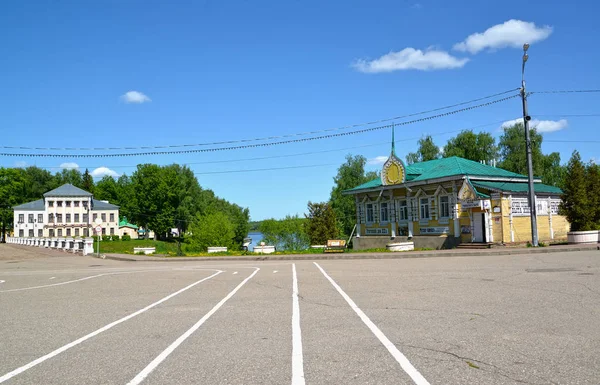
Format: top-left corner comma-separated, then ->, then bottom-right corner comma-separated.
0,164 -> 249,250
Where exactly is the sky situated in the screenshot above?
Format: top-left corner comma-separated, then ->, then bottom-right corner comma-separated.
1,0 -> 599,221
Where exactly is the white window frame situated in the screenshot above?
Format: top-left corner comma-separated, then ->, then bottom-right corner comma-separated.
379,202 -> 389,223
439,195 -> 451,218
398,200 -> 409,222
550,199 -> 561,215
420,197 -> 430,220
511,197 -> 531,216
366,203 -> 374,224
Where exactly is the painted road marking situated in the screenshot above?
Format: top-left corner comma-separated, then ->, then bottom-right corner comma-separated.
0,270 -> 223,384
127,268 -> 260,385
0,272 -> 128,293
0,280 -> 4,284
49,277 -> 56,280
292,264 -> 305,385
314,262 -> 431,385
233,271 -> 238,275
273,270 -> 278,274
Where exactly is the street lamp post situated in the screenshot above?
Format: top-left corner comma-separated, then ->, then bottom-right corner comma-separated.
521,43 -> 539,247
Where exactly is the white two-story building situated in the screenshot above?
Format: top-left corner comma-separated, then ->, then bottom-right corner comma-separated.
13,184 -> 119,238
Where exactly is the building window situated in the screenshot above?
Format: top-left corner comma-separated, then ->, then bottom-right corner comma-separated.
74,201 -> 80,207
56,214 -> 63,223
66,228 -> 71,237
75,228 -> 80,237
18,214 -> 24,223
38,214 -> 43,223
49,229 -> 55,237
511,198 -> 531,216
110,213 -> 115,222
66,201 -> 71,207
83,228 -> 89,237
66,214 -> 71,223
74,214 -> 80,223
48,213 -> 54,223
83,213 -> 89,223
550,199 -> 560,215
102,228 -> 106,235
101,213 -> 106,222
49,201 -> 54,207
110,228 -> 115,235
57,201 -> 63,207
366,203 -> 374,223
420,198 -> 430,220
28,214 -> 34,223
83,201 -> 88,209
38,229 -> 43,237
58,229 -> 63,237
28,229 -> 34,237
19,230 -> 24,237
380,202 -> 389,223
93,213 -> 98,221
439,196 -> 450,218
399,200 -> 408,221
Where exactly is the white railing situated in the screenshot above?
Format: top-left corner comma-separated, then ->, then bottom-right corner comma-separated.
5,237 -> 95,256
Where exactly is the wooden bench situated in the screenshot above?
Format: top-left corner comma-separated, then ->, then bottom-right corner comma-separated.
324,239 -> 346,253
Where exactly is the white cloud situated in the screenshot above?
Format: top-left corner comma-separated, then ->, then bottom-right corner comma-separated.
14,161 -> 28,168
454,19 -> 553,54
353,48 -> 469,73
368,156 -> 388,165
60,162 -> 80,170
91,167 -> 119,178
501,118 -> 568,133
120,91 -> 151,104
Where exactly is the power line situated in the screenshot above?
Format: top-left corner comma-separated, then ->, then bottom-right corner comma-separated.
0,88 -> 520,152
0,94 -> 520,159
530,89 -> 600,94
194,163 -> 337,175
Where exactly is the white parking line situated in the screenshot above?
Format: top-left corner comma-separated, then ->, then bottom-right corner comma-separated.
0,280 -> 4,284
291,264 -> 305,385
127,268 -> 260,385
49,277 -> 56,280
0,270 -> 223,384
233,271 -> 238,275
0,273 -> 116,293
273,270 -> 278,273
314,262 -> 430,385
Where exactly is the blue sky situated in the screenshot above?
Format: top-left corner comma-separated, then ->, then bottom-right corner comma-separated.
1,0 -> 599,220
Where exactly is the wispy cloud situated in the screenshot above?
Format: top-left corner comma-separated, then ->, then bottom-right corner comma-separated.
368,156 -> 388,165
14,161 -> 27,168
120,91 -> 151,104
60,162 -> 80,170
501,118 -> 568,133
91,167 -> 119,178
453,20 -> 553,54
353,48 -> 468,73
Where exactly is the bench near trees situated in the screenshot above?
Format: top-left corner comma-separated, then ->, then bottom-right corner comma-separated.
324,239 -> 346,253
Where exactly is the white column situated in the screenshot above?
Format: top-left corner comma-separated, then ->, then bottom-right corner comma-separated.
508,195 -> 515,242
389,190 -> 396,238
548,197 -> 554,240
452,181 -> 460,237
406,191 -> 414,238
355,196 -> 361,237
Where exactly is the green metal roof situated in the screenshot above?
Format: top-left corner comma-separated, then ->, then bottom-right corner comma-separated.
43,184 -> 93,197
348,157 -> 528,192
119,217 -> 138,229
471,181 -> 563,195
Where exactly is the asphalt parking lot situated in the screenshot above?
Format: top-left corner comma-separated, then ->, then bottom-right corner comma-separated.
0,244 -> 598,384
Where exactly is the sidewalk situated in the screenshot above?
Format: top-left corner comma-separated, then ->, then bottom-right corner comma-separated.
100,243 -> 599,262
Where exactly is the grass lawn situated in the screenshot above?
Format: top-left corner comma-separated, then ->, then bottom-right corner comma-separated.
94,239 -> 180,255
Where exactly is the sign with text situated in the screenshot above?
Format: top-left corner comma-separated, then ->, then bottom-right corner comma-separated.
460,199 -> 482,209
365,228 -> 389,235
420,226 -> 449,235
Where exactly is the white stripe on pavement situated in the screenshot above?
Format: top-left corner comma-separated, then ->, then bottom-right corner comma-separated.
291,264 -> 305,385
127,268 -> 260,385
314,262 -> 431,385
0,271 -> 138,293
0,270 -> 223,384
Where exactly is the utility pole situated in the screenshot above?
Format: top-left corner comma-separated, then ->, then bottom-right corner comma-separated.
521,43 -> 539,247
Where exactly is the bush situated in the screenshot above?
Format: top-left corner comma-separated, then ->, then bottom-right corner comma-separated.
92,235 -> 99,241
111,235 -> 120,241
122,234 -> 131,241
102,235 -> 111,242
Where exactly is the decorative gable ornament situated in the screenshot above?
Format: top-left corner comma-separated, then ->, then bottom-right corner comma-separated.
458,179 -> 477,200
381,154 -> 406,185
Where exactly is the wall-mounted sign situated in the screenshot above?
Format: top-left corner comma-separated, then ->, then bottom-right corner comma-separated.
460,199 -> 482,209
461,225 -> 471,234
494,217 -> 501,224
365,228 -> 389,235
491,193 -> 501,200
420,227 -> 449,235
493,206 -> 501,213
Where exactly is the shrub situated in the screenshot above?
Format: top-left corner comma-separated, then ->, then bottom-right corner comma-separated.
92,235 -> 99,241
102,235 -> 111,242
122,234 -> 131,241
111,235 -> 120,241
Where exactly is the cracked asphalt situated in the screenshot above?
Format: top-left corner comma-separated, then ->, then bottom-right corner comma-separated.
0,244 -> 599,384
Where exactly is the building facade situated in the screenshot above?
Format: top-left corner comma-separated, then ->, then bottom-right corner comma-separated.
13,184 -> 119,238
345,141 -> 569,250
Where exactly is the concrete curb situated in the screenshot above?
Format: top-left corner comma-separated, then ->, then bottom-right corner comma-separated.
98,245 -> 599,263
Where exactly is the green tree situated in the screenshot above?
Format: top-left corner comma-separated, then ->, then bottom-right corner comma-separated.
330,155 -> 374,237
406,135 -> 440,165
0,168 -> 27,241
304,201 -> 338,245
22,166 -> 57,200
586,162 -> 600,228
498,123 -> 565,187
259,215 -> 309,251
54,168 -> 83,187
82,169 -> 94,194
186,211 -> 236,252
560,151 -> 593,231
443,130 -> 498,162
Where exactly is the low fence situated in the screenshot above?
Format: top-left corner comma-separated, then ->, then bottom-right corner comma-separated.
5,237 -> 95,256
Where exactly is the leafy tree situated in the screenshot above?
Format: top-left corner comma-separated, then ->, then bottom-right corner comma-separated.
23,166 -> 57,200
304,201 -> 338,245
54,168 -> 83,187
443,130 -> 498,162
186,211 -> 236,252
498,123 -> 565,187
560,151 -> 594,231
259,215 -> 309,251
406,135 -> 440,165
82,169 -> 94,194
0,168 -> 27,241
330,155 -> 374,237
586,162 -> 600,228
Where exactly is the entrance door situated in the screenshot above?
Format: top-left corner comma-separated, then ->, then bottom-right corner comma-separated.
472,213 -> 486,242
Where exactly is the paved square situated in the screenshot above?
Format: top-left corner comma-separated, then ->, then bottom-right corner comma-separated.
0,244 -> 598,384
